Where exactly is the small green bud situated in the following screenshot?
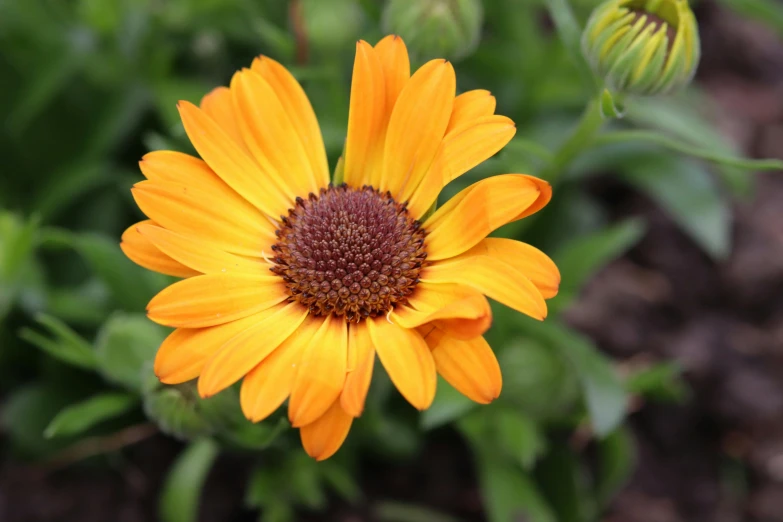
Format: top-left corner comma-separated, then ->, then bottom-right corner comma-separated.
142,380 -> 240,441
382,0 -> 483,62
300,0 -> 364,54
582,0 -> 701,96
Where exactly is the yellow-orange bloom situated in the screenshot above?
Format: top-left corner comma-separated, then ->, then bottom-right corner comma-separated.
121,35 -> 560,461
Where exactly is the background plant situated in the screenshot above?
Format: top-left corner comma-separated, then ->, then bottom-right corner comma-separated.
1,0 -> 782,521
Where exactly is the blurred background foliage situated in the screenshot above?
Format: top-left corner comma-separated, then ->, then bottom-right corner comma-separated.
1,0 -> 782,521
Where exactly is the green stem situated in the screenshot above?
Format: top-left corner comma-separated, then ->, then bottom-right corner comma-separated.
543,96 -> 606,184
594,130 -> 783,171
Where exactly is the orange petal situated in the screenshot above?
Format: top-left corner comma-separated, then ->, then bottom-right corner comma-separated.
446,89 -> 497,135
154,312 -> 269,384
423,175 -> 543,261
137,223 -> 263,276
289,315 -> 348,427
390,282 -> 491,338
300,399 -> 353,461
344,41 -> 387,188
422,255 -> 548,321
240,314 -> 322,422
177,100 -> 291,217
406,116 -> 517,218
459,238 -> 560,299
426,329 -> 502,404
197,302 -> 308,397
251,56 -> 329,187
374,35 -> 410,115
340,321 -> 375,417
121,220 -> 198,278
200,87 -> 245,147
367,317 -> 436,410
146,273 -> 288,328
380,59 -> 455,199
231,69 -> 321,199
131,179 -> 275,257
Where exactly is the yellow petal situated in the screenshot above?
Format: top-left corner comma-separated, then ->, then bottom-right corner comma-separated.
423,175 -> 542,261
251,56 -> 329,187
459,238 -> 560,299
136,223 -> 263,276
198,302 -> 308,397
426,329 -> 502,404
199,86 -> 245,147
380,59 -> 455,199
374,35 -> 410,115
367,317 -> 436,410
516,175 -> 552,220
391,286 -> 492,340
146,273 -> 288,328
231,69 -> 321,199
177,100 -> 292,217
139,151 -> 271,226
405,115 -> 517,217
240,315 -> 322,422
300,399 -> 353,461
289,315 -> 348,427
120,220 -> 198,278
422,255 -> 547,320
446,89 -> 497,135
344,40 -> 387,188
340,321 -> 375,417
154,312 -> 269,384
131,179 -> 275,257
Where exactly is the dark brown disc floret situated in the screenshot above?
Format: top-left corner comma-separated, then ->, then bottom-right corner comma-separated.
270,185 -> 428,323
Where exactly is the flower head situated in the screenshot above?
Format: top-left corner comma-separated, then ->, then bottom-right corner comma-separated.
121,35 -> 560,460
582,0 -> 700,96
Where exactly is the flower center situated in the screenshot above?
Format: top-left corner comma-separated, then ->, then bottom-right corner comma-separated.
270,185 -> 427,323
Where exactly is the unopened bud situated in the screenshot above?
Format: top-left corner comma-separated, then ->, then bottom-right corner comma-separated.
382,0 -> 483,62
582,0 -> 700,96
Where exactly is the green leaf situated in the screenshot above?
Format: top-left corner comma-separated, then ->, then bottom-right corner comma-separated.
224,416 -> 288,451
524,321 -> 627,437
319,460 -> 362,503
95,313 -> 168,391
477,456 -> 557,522
596,427 -> 636,505
551,218 -> 645,309
420,377 -> 477,430
717,0 -> 783,36
617,154 -> 731,259
39,229 -> 165,311
535,443 -> 596,522
2,383 -> 78,457
19,313 -> 98,370
625,361 -> 689,403
44,392 -> 138,438
375,502 -> 460,522
0,212 -> 39,318
159,438 -> 220,522
495,409 -> 547,470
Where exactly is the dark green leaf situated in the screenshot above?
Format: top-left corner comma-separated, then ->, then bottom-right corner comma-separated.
159,438 -> 220,522
95,313 -> 168,391
596,427 -> 636,505
495,409 -> 547,469
19,313 -> 98,370
617,154 -> 731,259
45,392 -> 137,438
625,361 -> 689,403
523,322 -> 627,437
477,456 -> 557,522
551,218 -> 645,309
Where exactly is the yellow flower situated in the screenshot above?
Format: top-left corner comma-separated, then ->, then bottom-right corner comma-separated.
121,35 -> 560,461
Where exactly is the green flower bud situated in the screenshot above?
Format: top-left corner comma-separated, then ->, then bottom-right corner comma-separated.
582,0 -> 701,96
142,379 -> 240,441
382,0 -> 483,62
